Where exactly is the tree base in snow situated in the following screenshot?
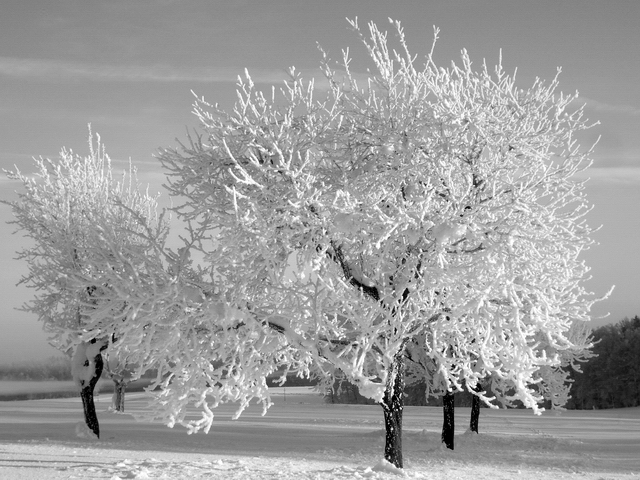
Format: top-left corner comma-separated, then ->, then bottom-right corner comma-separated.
442,392 -> 455,450
381,355 -> 405,469
111,379 -> 127,413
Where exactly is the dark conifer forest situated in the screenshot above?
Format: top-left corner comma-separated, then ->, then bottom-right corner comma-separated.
567,316 -> 640,409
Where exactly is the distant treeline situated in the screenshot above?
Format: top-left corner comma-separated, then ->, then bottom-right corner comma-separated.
0,357 -> 158,383
0,356 -> 72,381
266,373 -> 316,387
326,378 -> 480,407
567,315 -> 640,409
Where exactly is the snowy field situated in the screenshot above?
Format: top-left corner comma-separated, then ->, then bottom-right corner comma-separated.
0,380 -> 152,400
0,387 -> 638,479
0,380 -> 111,398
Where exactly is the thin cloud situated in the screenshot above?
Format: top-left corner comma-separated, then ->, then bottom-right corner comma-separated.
0,56 -> 376,96
576,166 -> 640,185
0,176 -> 23,185
0,56 -> 301,85
578,96 -> 640,117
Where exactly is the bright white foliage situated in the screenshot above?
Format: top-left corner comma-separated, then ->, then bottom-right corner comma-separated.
4,129 -> 164,370
153,16 -> 606,425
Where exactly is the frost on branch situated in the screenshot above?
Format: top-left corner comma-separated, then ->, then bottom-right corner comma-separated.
72,339 -> 108,389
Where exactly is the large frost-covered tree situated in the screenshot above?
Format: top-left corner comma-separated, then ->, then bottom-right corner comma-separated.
154,18 -> 605,467
3,130 -> 164,437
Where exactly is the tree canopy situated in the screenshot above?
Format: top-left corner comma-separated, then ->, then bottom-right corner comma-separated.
156,17 -> 605,426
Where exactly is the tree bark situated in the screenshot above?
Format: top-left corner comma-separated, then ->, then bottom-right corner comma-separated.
441,391 -> 455,450
112,378 -> 127,412
380,354 -> 405,469
80,352 -> 104,438
469,383 -> 481,434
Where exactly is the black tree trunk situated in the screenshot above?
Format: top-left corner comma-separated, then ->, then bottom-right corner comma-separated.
469,383 -> 481,434
380,354 -> 405,469
441,391 -> 455,450
80,352 -> 104,438
112,378 -> 127,412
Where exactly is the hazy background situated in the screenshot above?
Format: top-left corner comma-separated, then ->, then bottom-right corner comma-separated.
1,0 -> 638,363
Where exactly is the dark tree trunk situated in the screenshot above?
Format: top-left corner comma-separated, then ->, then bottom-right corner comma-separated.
80,352 -> 104,438
469,383 -> 482,434
441,391 -> 455,450
380,354 -> 405,469
112,378 -> 127,412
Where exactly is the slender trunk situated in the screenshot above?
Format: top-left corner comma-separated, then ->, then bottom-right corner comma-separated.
380,354 -> 405,469
112,378 -> 127,412
80,352 -> 104,438
441,391 -> 455,450
469,383 -> 481,434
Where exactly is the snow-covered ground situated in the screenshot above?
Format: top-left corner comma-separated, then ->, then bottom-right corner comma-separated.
0,380 -> 111,397
0,379 -> 152,399
0,386 -> 638,479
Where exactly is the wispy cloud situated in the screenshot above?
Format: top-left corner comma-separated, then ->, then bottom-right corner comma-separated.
0,56 -> 303,85
578,96 -> 640,117
576,166 -> 640,185
0,57 -> 385,98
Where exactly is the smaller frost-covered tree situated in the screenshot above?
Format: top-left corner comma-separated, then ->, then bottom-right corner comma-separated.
3,130 -> 163,437
2,133 -> 314,437
406,318 -> 595,449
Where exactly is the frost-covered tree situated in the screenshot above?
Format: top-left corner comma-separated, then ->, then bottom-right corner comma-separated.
3,130 -> 163,437
155,18 -> 606,467
406,318 -> 594,449
106,18 -> 600,467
